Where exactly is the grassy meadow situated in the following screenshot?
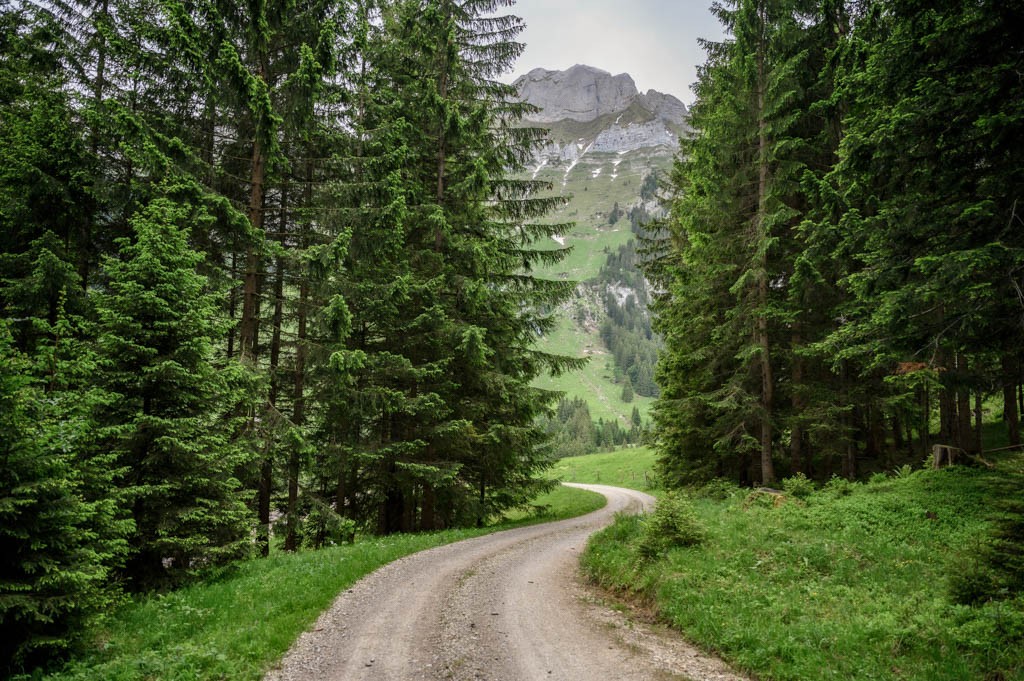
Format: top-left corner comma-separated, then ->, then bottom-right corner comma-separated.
533,316 -> 654,426
549,446 -> 659,490
575,450 -> 1024,681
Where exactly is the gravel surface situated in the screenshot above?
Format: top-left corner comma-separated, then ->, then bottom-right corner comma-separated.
263,483 -> 747,681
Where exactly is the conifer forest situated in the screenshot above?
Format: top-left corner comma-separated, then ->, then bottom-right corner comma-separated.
1,0 -> 580,669
1,0 -> 1023,676
647,0 -> 1024,487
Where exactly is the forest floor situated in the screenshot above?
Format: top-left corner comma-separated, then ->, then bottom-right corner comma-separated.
263,483 -> 746,681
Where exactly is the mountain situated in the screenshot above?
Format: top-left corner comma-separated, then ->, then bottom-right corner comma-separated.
516,65 -> 685,434
515,65 -> 689,178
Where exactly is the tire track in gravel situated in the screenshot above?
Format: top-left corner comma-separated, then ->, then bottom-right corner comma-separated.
264,483 -> 746,681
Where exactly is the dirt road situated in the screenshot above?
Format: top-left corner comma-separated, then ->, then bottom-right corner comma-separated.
264,483 -> 744,681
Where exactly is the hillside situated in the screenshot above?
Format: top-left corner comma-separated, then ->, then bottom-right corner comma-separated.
582,456 -> 1024,681
515,65 -> 682,429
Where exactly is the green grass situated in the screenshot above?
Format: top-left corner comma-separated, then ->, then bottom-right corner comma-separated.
524,147 -> 670,429
533,316 -> 654,426
37,485 -> 605,681
549,446 -> 660,491
582,460 -> 1024,681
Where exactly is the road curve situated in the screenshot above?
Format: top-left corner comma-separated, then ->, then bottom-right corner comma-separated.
264,483 -> 743,681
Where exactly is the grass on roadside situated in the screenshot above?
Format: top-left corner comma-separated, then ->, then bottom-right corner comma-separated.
549,446 -> 659,491
582,460 -> 1024,681
35,485 -> 605,681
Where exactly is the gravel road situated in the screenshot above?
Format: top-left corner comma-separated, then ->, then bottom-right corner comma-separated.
263,483 -> 746,681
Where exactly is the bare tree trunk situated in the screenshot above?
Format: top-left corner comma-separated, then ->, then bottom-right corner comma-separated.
956,353 -> 973,452
258,189 -> 289,554
840,363 -> 856,479
239,135 -> 266,362
1003,354 -> 1021,446
421,483 -> 437,531
755,7 -> 775,485
892,413 -> 904,453
974,390 -> 983,454
922,384 -> 931,456
790,329 -> 805,474
285,169 -> 310,553
79,0 -> 111,289
435,68 -> 448,251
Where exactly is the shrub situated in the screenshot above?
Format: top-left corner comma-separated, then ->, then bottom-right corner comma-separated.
893,464 -> 915,479
695,478 -> 740,501
638,492 -> 706,560
299,501 -> 356,549
782,473 -> 815,500
949,559 -> 1004,606
823,475 -> 857,497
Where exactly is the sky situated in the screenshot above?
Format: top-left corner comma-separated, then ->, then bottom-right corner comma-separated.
503,1 -> 726,105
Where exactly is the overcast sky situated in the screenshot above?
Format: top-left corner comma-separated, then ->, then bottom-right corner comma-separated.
503,1 -> 726,105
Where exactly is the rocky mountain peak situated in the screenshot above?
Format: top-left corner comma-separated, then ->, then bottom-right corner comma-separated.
515,65 -> 640,123
514,65 -> 690,160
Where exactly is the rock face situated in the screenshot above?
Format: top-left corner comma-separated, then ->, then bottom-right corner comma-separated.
515,65 -> 640,123
514,65 -> 689,159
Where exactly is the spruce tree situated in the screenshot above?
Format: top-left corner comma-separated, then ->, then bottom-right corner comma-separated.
94,193 -> 253,588
317,0 -> 578,531
0,318 -> 128,673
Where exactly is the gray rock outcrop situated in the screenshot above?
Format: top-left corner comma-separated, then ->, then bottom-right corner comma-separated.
515,65 -> 690,158
515,65 -> 640,123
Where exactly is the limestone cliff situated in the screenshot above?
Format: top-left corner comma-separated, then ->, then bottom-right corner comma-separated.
514,64 -> 689,161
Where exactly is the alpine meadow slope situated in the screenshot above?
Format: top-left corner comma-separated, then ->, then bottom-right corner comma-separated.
515,65 -> 685,431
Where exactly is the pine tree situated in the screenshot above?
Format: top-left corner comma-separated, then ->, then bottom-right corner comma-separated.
94,193 -> 254,588
650,0 -> 833,485
0,318 -> 128,673
315,0 -> 578,531
824,0 -> 1024,458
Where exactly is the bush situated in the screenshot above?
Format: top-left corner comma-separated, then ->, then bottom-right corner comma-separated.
893,464 -> 915,479
949,559 -> 1004,606
823,475 -> 857,497
695,478 -> 740,501
782,473 -> 815,500
638,492 -> 706,560
299,501 -> 356,549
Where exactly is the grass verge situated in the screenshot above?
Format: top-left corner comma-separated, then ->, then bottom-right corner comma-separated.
581,461 -> 1024,680
549,446 -> 659,491
35,485 -> 605,681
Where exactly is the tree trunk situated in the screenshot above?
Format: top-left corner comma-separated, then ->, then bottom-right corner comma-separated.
892,413 -> 904,453
974,390 -> 983,454
956,353 -> 972,452
421,483 -> 437,531
272,256 -> 295,551
335,460 -> 347,521
922,384 -> 931,456
755,7 -> 775,486
284,172 -> 311,553
240,51 -> 269,362
1003,354 -> 1021,446
841,363 -> 856,480
239,133 -> 266,362
79,0 -> 111,290
940,384 -> 956,445
435,67 -> 448,251
476,478 -> 486,528
790,329 -> 805,474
